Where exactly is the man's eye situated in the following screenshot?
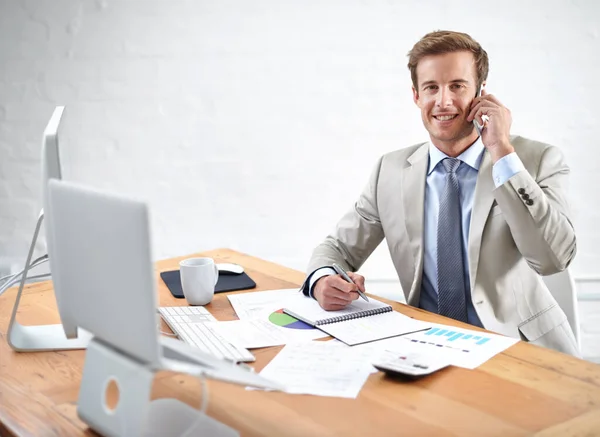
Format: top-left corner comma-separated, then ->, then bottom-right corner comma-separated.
424,85 -> 437,91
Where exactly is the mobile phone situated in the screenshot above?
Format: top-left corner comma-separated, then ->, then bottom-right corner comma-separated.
473,85 -> 484,136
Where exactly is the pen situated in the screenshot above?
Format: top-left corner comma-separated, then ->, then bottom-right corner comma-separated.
332,263 -> 369,302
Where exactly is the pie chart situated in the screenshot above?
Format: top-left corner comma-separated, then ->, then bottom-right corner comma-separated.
268,309 -> 313,330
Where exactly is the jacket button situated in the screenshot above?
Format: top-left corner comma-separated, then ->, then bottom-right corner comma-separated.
521,193 -> 530,200
526,199 -> 534,206
518,188 -> 526,195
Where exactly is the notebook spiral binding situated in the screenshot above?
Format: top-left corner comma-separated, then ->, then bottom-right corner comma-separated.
315,306 -> 392,325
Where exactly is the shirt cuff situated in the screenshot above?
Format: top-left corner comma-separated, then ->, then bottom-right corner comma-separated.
308,267 -> 336,299
492,152 -> 525,188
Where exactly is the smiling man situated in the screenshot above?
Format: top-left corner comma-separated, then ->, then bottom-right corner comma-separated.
301,30 -> 579,356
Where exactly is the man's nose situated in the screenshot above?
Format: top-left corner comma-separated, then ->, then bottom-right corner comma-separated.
436,88 -> 452,107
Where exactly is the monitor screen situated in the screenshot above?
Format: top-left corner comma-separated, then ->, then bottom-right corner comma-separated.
41,106 -> 78,338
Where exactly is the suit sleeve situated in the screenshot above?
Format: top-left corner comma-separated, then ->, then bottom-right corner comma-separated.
302,156 -> 385,295
493,145 -> 576,275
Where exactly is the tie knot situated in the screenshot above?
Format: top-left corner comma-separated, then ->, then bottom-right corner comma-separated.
442,158 -> 461,174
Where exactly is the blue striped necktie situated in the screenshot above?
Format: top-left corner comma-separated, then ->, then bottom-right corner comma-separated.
437,158 -> 468,323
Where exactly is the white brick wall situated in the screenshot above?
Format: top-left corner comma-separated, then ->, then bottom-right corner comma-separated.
1,0 -> 598,359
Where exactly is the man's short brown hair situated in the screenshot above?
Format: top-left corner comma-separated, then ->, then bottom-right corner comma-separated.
407,30 -> 489,91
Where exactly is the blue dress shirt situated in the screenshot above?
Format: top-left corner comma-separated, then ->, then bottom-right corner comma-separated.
419,139 -> 524,327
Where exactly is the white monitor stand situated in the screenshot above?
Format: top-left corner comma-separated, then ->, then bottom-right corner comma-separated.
7,106 -> 92,352
7,209 -> 91,351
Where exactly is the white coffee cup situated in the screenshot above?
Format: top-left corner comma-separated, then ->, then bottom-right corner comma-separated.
179,257 -> 219,306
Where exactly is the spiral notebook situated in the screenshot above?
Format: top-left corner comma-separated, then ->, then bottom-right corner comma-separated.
283,296 -> 430,346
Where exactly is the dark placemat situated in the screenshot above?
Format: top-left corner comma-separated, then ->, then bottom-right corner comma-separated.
160,270 -> 256,299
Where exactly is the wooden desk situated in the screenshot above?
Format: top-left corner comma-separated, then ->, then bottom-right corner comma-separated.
1,248 -> 600,437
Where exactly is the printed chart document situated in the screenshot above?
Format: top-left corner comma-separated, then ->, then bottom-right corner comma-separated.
227,289 -> 327,342
256,341 -> 374,398
206,319 -> 290,349
343,323 -> 519,369
394,323 -> 519,368
283,295 -> 430,346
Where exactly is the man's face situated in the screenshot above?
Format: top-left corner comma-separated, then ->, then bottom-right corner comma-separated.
412,51 -> 480,145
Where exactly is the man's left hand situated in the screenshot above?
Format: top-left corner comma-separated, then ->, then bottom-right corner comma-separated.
467,89 -> 514,162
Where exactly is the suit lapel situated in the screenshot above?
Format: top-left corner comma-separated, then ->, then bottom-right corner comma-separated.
468,150 -> 495,292
402,143 -> 429,301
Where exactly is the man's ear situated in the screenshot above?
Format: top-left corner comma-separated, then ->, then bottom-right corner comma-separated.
412,86 -> 420,107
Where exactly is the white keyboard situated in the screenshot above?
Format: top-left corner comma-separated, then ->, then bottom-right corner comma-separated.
158,306 -> 255,363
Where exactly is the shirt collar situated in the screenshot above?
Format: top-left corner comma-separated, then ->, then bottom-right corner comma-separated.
427,137 -> 485,175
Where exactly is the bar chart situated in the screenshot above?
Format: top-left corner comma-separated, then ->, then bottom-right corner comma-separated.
424,327 -> 491,346
392,323 -> 520,369
401,326 -> 500,354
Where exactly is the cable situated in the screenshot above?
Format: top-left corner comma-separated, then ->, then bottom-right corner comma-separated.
0,273 -> 52,297
0,272 -> 15,284
18,254 -> 49,275
182,371 -> 209,437
0,258 -> 49,291
199,372 -> 208,414
0,254 -> 48,286
0,264 -> 47,292
0,256 -> 51,297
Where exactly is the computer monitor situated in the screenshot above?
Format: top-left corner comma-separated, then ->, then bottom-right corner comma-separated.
46,179 -> 279,436
42,106 -> 64,184
41,106 -> 78,338
47,178 -> 160,361
7,106 -> 91,351
46,178 -> 279,390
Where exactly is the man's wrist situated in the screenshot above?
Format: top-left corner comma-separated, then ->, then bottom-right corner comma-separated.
308,267 -> 335,298
489,141 -> 515,164
491,152 -> 524,187
312,278 -> 324,300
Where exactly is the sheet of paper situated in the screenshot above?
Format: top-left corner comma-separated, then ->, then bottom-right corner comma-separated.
228,289 -> 327,341
326,339 -> 392,373
228,289 -> 300,319
256,341 -> 374,398
319,311 -> 431,346
206,319 -> 291,349
336,323 -> 519,369
328,339 -> 455,375
392,323 -> 519,369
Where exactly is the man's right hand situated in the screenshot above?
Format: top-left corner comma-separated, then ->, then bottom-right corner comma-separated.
313,272 -> 365,311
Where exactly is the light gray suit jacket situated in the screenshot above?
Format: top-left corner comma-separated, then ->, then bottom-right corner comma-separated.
305,135 -> 579,356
